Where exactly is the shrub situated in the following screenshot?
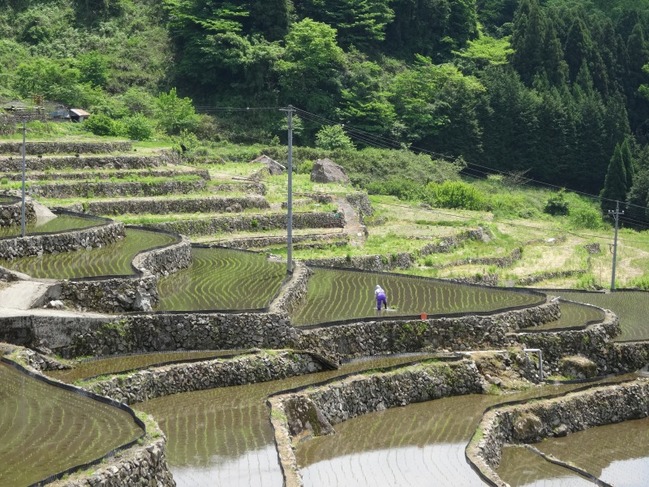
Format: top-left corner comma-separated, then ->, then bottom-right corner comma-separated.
425,180 -> 486,210
83,113 -> 115,136
125,114 -> 154,141
544,191 -> 570,216
569,206 -> 604,229
315,125 -> 354,151
366,177 -> 425,200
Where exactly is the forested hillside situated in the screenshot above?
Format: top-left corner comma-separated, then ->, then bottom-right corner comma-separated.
2,0 -> 649,225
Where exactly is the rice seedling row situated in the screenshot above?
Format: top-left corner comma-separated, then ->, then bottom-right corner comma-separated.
531,301 -> 605,331
0,228 -> 176,279
47,350 -> 246,383
553,291 -> 649,341
0,214 -> 103,239
0,362 -> 142,486
155,247 -> 286,311
291,268 -> 544,326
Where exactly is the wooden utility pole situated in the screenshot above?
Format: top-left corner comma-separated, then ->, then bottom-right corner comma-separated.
608,200 -> 624,291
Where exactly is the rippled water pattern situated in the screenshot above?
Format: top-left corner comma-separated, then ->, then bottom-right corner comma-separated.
155,247 -> 286,311
0,362 -> 143,487
47,350 -> 246,383
553,291 -> 649,341
292,268 -> 544,326
497,446 -> 593,486
136,354 -> 437,487
0,214 -> 102,238
0,228 -> 176,279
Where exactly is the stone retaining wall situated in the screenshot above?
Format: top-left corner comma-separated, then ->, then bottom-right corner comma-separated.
0,198 -> 35,226
212,182 -> 266,195
50,435 -> 176,487
296,301 -> 560,360
152,211 -> 345,236
270,359 -> 485,487
345,192 -> 373,217
0,141 -> 132,155
58,234 -> 191,313
515,310 -> 620,374
69,195 -> 269,216
29,179 -> 206,198
213,232 -> 347,250
0,153 -> 179,171
83,350 -> 328,404
467,379 -> 649,486
0,220 -> 124,260
420,228 -> 487,256
4,167 -> 209,181
60,312 -> 298,358
269,262 -> 312,315
304,252 -> 413,271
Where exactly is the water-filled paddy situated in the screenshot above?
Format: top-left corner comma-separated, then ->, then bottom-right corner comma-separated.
291,267 -> 545,326
47,350 -> 247,383
497,446 -> 593,486
136,354 -> 437,487
0,227 -> 176,279
529,300 -> 605,331
533,416 -> 649,486
155,247 -> 286,311
0,361 -> 143,487
551,291 -> 649,341
0,213 -> 103,238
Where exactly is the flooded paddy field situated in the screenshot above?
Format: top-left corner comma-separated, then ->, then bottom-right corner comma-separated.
155,247 -> 286,311
530,300 -> 605,331
0,213 -> 103,238
550,290 -> 649,341
497,446 -> 593,486
0,227 -> 176,279
0,361 -> 143,487
291,267 -> 544,326
46,349 -> 248,383
533,416 -> 649,486
136,354 -> 437,487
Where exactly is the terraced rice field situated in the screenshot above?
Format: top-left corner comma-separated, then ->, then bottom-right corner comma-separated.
0,213 -> 103,238
530,416 -> 649,486
291,267 -> 545,326
529,300 -> 605,331
47,350 -> 248,383
497,446 -> 592,486
137,354 -> 437,487
552,291 -> 649,341
0,227 -> 177,279
155,247 -> 286,311
0,361 -> 143,487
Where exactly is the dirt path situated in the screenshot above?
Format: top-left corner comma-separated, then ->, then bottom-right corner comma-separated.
334,196 -> 366,247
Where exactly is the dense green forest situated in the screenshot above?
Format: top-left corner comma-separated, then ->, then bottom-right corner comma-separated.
3,0 -> 649,226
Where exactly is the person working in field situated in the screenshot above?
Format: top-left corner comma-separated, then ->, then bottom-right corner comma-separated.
375,285 -> 388,311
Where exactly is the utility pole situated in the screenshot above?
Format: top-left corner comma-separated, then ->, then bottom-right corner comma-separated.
280,105 -> 294,274
20,120 -> 26,238
608,200 -> 624,291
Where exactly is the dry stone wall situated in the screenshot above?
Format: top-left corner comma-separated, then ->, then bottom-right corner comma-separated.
84,351 -> 328,404
0,153 -> 179,171
58,234 -> 191,313
297,301 -> 560,360
50,436 -> 176,487
29,179 -> 206,198
0,220 -> 124,260
152,211 -> 345,236
61,312 -> 299,358
3,167 -> 209,181
0,141 -> 133,155
304,253 -> 413,271
0,198 -> 35,226
468,379 -> 649,487
70,195 -> 269,216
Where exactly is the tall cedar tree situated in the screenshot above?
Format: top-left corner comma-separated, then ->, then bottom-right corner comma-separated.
601,142 -> 629,213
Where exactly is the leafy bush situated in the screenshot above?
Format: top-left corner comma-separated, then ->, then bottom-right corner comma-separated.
544,191 -> 570,216
125,114 -> 154,141
155,88 -> 200,135
315,125 -> 354,151
366,177 -> 425,200
425,180 -> 486,210
83,113 -> 115,136
569,206 -> 604,229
